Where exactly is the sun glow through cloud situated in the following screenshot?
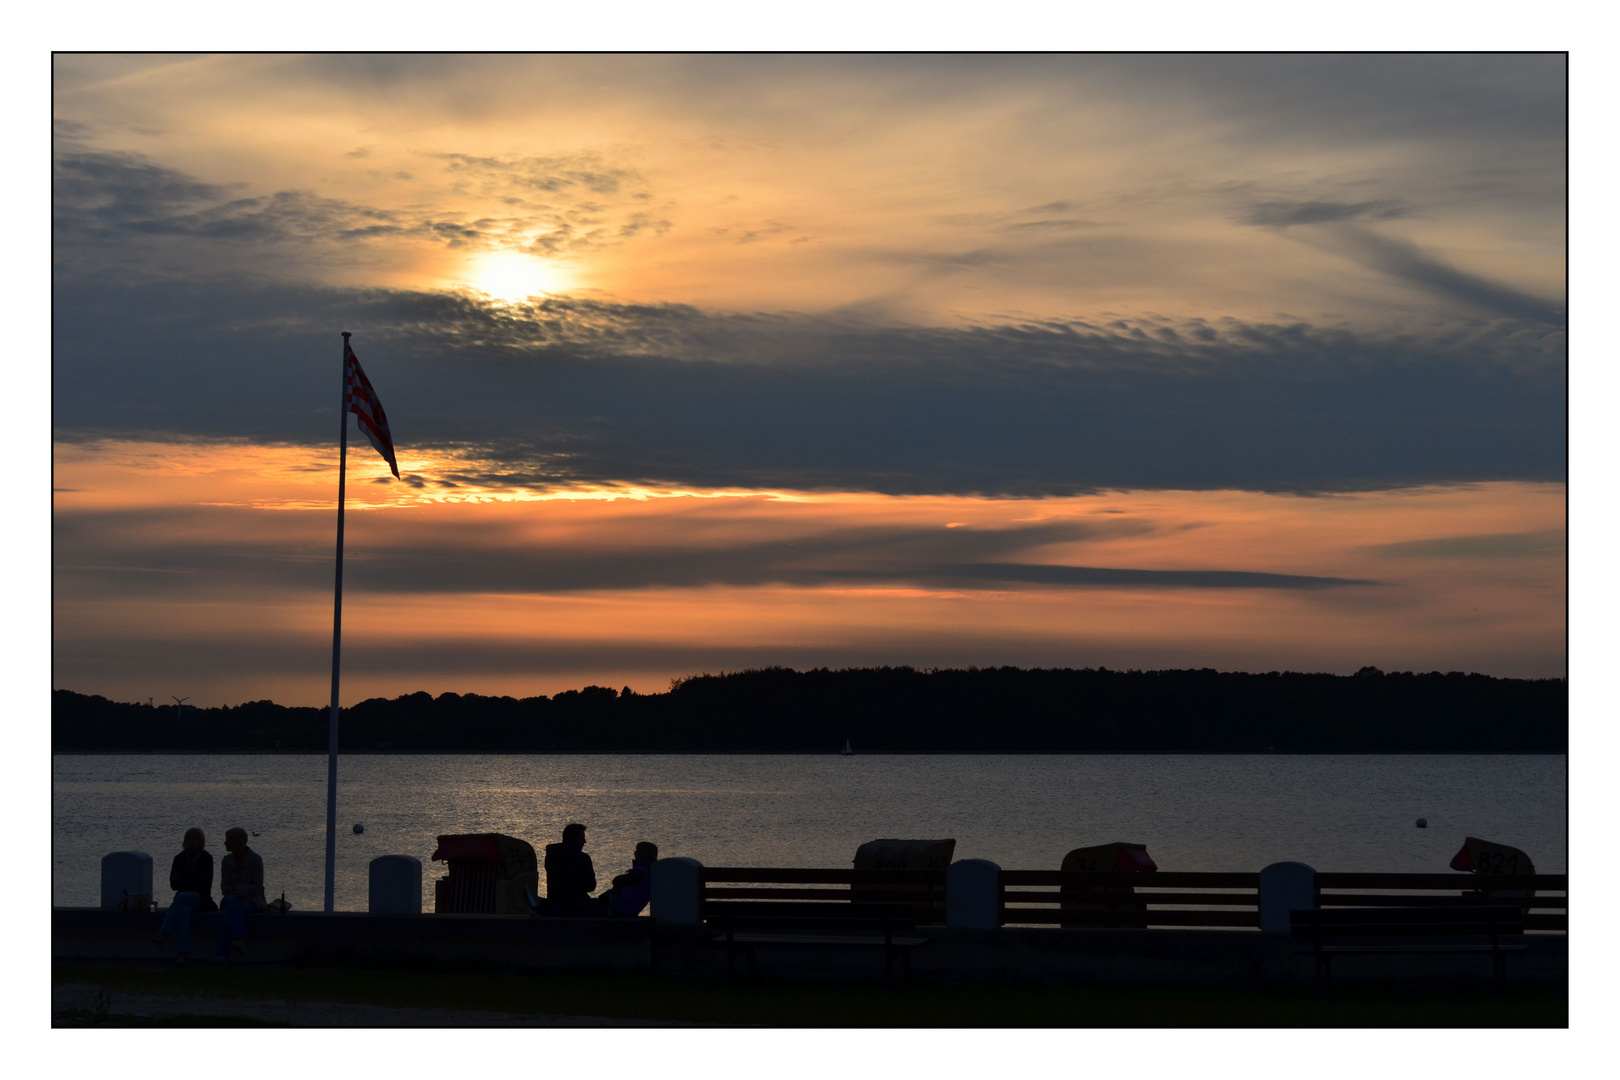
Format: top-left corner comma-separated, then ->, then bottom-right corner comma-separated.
462,250 -> 573,302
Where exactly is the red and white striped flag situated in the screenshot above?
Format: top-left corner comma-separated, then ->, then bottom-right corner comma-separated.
345,341 -> 399,479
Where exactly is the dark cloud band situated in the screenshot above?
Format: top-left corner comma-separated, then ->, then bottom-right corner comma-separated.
53,275 -> 1565,496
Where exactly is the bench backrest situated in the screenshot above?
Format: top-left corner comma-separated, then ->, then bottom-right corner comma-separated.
1290,905 -> 1524,938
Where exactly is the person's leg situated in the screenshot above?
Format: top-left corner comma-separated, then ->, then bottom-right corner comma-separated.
575,895 -> 613,917
217,896 -> 247,957
154,891 -> 199,947
171,892 -> 200,955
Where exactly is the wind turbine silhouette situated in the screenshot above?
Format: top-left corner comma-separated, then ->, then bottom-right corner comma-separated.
171,695 -> 189,720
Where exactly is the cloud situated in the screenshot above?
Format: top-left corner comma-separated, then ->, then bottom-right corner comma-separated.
1368,530 -> 1566,560
936,201 -> 1106,233
1236,197 -> 1563,327
52,146 -> 400,244
51,277 -> 1565,496
1325,228 -> 1565,327
898,564 -> 1374,590
1244,200 -> 1408,227
53,502 -> 1370,600
273,54 -> 1562,155
51,141 -> 665,272
432,151 -> 639,198
1089,54 -> 1565,150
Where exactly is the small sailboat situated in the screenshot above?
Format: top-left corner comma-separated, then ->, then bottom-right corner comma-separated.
841,738 -> 853,756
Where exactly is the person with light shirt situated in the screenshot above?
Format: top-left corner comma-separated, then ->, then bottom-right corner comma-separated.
216,826 -> 265,958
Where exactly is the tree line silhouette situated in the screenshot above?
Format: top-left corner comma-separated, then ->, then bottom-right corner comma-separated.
52,665 -> 1565,753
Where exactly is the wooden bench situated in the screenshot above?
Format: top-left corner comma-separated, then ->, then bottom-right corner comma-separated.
702,900 -> 928,979
1290,905 -> 1528,990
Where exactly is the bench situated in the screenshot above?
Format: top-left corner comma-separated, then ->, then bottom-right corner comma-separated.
702,900 -> 929,979
1290,905 -> 1528,990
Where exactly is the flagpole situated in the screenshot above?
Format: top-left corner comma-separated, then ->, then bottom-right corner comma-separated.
325,331 -> 351,914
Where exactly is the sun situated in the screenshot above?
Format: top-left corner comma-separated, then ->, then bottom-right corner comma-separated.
464,251 -> 571,302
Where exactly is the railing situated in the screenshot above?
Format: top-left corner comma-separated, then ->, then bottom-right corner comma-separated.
1317,873 -> 1566,933
1000,871 -> 1567,931
702,867 -> 948,922
698,867 -> 1566,932
1003,871 -> 1261,927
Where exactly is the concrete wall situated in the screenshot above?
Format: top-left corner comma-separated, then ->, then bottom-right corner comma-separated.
54,908 -> 653,972
54,908 -> 1565,989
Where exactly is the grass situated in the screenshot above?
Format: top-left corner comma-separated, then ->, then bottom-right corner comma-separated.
56,1009 -> 288,1027
54,962 -> 1567,1027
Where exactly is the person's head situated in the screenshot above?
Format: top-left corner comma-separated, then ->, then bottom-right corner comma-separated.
224,826 -> 248,854
634,841 -> 658,863
562,823 -> 586,848
182,827 -> 205,854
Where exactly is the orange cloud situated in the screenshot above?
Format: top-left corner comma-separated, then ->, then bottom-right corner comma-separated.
54,440 -> 1564,706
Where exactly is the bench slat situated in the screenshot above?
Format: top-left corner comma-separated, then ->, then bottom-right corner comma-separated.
1293,906 -> 1524,928
703,868 -> 944,884
1002,890 -> 1258,906
707,887 -> 938,902
1315,873 -> 1565,890
1000,871 -> 1258,888
1319,893 -> 1564,909
1002,909 -> 1260,927
1313,942 -> 1532,954
726,933 -> 930,947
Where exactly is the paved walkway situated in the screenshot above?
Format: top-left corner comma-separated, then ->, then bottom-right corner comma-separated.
52,982 -> 703,1027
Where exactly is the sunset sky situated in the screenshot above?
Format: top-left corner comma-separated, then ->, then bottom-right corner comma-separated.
51,54 -> 1567,706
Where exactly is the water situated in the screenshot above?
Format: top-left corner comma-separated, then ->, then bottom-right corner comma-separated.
53,754 -> 1566,911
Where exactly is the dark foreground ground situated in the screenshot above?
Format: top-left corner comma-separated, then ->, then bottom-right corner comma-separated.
54,962 -> 1567,1027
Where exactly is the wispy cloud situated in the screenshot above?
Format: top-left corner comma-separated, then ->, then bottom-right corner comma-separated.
53,500 -> 1375,601
1368,529 -> 1565,560
1244,199 -> 1409,227
52,140 -> 669,273
1326,228 -> 1565,327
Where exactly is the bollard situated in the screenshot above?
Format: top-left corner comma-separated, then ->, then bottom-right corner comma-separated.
369,854 -> 423,915
649,857 -> 703,924
1259,861 -> 1317,933
947,859 -> 1002,929
101,851 -> 153,911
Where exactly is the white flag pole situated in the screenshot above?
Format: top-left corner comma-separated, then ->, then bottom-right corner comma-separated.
325,331 -> 351,913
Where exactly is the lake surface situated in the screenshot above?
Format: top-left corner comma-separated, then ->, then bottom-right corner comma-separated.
53,754 -> 1566,911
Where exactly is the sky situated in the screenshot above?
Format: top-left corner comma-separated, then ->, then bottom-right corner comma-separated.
51,53 -> 1567,706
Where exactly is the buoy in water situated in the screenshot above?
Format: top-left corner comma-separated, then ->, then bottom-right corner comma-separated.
1415,818 -> 1428,828
353,822 -> 365,834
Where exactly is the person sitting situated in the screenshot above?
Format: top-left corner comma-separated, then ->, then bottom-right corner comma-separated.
601,841 -> 658,918
149,827 -> 217,963
216,826 -> 266,958
542,823 -> 596,915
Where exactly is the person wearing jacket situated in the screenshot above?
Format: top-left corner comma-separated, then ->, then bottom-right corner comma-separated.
149,827 -> 216,963
543,823 -> 596,911
604,841 -> 658,918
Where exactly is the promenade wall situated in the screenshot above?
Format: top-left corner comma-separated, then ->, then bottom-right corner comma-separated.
52,909 -> 1566,989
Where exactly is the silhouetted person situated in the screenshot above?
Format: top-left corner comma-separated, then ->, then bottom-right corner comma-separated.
217,826 -> 265,958
543,823 -> 596,915
601,841 -> 658,918
149,827 -> 216,963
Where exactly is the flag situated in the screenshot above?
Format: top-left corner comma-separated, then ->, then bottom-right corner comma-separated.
345,341 -> 399,479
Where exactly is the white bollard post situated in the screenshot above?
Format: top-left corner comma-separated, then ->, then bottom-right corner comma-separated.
368,854 -> 423,915
650,857 -> 703,924
1259,861 -> 1317,933
101,851 -> 154,910
947,859 -> 1002,929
